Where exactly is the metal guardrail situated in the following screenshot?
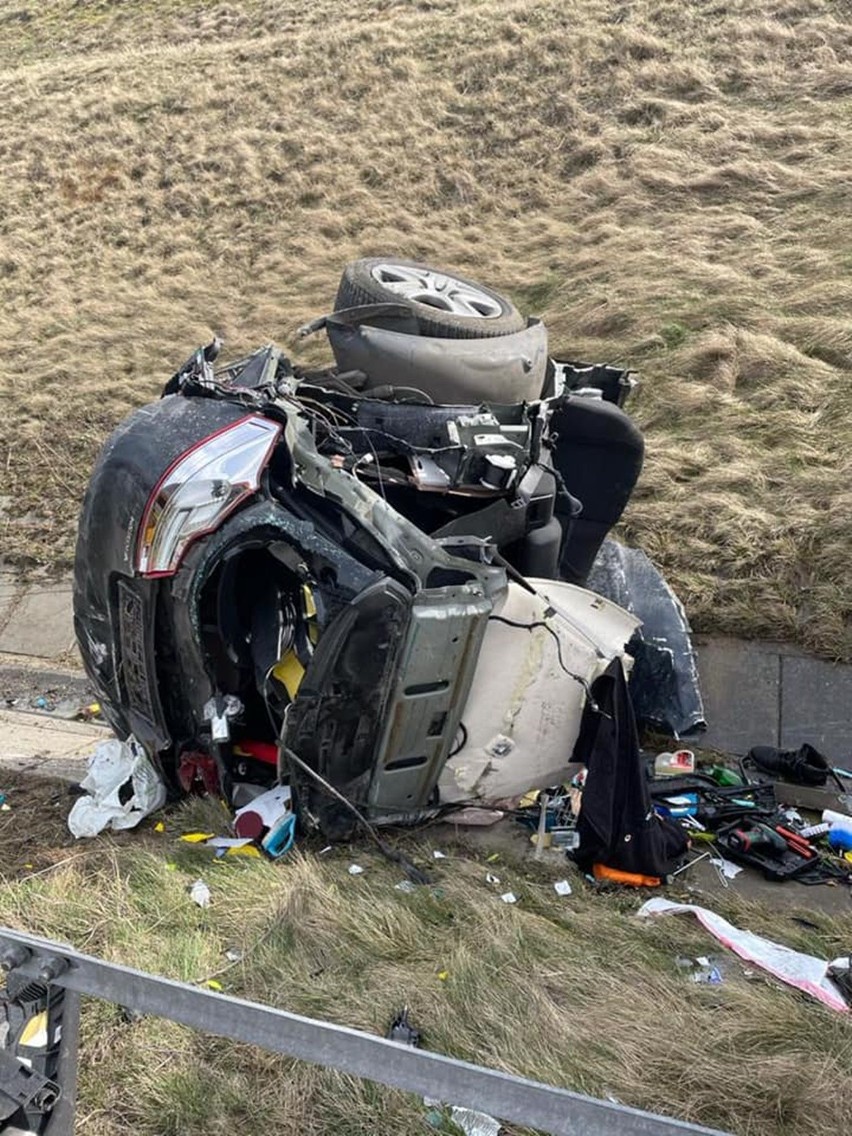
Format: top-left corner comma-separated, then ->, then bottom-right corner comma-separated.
0,926 -> 731,1136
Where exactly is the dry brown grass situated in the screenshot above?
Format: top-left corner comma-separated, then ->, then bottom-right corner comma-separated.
2,789 -> 852,1136
1,0 -> 852,656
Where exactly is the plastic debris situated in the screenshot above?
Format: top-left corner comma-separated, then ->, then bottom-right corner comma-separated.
485,872 -> 500,885
638,897 -> 849,1012
76,701 -> 102,721
387,1006 -> 421,1046
180,832 -> 216,843
67,736 -> 167,838
261,812 -> 296,859
693,964 -> 724,985
437,970 -> 449,981
348,864 -> 365,876
709,857 -> 743,880
449,1107 -> 501,1136
500,892 -> 517,904
224,948 -> 243,963
190,879 -> 211,908
153,821 -> 165,833
234,785 -> 292,839
395,880 -> 416,894
204,979 -> 224,992
432,850 -> 447,859
554,879 -> 573,896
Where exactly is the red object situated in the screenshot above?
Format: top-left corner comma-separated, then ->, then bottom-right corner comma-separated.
234,810 -> 265,839
177,751 -> 220,796
775,826 -> 815,858
233,740 -> 278,767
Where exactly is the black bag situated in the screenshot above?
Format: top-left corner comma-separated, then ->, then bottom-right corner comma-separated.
574,658 -> 688,878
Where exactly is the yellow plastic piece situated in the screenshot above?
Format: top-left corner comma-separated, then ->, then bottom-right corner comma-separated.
179,832 -> 215,844
154,821 -> 165,833
19,1011 -> 48,1048
272,650 -> 306,700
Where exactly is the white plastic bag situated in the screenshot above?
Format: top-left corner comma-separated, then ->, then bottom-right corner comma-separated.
68,736 -> 166,838
638,897 -> 849,1013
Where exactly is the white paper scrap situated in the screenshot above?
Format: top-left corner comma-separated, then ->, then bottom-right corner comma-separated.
710,857 -> 743,880
190,880 -> 211,908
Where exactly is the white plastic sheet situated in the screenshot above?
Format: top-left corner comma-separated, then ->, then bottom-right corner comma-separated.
67,736 -> 166,838
638,896 -> 849,1013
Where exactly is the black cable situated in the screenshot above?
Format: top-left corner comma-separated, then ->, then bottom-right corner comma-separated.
281,744 -> 432,885
448,721 -> 468,758
487,614 -> 605,715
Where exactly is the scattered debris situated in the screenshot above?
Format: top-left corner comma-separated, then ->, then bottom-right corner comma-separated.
554,879 -> 573,896
500,892 -> 517,904
709,857 -> 742,880
387,1006 -> 421,1046
654,749 -> 695,778
432,850 -> 447,860
638,897 -> 850,1012
190,879 -> 211,908
395,880 -> 416,894
67,736 -> 166,838
348,864 -> 365,876
448,1106 -> 501,1136
485,872 -> 500,885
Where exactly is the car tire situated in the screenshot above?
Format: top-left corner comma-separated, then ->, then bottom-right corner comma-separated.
334,257 -> 526,339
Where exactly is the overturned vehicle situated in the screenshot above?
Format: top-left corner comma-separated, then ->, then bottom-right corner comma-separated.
73,258 -> 702,838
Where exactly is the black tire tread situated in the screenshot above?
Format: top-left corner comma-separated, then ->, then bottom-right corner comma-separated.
334,258 -> 525,340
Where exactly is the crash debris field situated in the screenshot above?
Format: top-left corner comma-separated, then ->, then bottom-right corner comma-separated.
2,0 -> 852,657
3,3 -> 852,1136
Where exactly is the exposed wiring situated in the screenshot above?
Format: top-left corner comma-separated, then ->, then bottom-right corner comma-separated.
487,614 -> 606,715
448,721 -> 468,758
281,744 -> 432,885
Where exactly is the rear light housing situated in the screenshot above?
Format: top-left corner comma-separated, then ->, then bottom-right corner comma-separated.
136,415 -> 282,577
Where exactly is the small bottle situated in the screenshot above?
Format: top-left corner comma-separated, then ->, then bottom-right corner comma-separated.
708,765 -> 743,787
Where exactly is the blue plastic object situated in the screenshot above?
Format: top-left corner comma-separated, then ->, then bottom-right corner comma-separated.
828,828 -> 852,853
262,812 -> 296,859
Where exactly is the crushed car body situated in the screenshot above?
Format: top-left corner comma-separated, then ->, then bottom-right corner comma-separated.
72,257 -> 701,837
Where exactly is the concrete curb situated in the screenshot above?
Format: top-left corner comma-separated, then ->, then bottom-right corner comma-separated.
0,708 -> 108,782
0,572 -> 76,662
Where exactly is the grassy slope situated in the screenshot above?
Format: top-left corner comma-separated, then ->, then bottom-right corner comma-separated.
1,0 -> 852,656
2,792 -> 852,1136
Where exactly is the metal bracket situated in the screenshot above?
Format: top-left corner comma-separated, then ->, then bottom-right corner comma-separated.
0,1049 -> 59,1122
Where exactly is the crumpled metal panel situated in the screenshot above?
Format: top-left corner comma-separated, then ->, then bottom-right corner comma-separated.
327,318 -> 549,404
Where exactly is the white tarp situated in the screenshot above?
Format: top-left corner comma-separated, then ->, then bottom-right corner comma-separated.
638,896 -> 848,1013
67,736 -> 166,838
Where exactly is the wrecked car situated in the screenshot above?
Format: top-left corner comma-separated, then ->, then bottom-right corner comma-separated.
73,258 -> 695,837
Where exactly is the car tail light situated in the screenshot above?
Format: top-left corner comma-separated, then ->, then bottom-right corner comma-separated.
136,416 -> 282,577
